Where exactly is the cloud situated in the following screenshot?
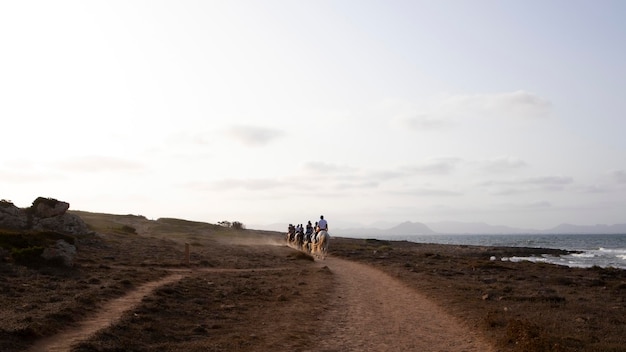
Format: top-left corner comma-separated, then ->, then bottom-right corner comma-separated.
482,176 -> 573,187
524,201 -> 552,209
481,175 -> 573,194
440,90 -> 552,119
612,170 -> 626,184
390,187 -> 463,197
56,156 -> 144,173
476,156 -> 527,173
333,181 -> 379,189
520,176 -> 573,186
0,170 -> 56,183
227,125 -> 285,146
165,131 -> 213,146
402,157 -> 462,175
209,178 -> 286,191
577,184 -> 612,194
498,201 -> 553,209
302,161 -> 356,174
392,91 -> 552,131
399,113 -> 449,130
370,170 -> 405,180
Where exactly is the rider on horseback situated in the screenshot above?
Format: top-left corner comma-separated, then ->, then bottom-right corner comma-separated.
317,215 -> 328,232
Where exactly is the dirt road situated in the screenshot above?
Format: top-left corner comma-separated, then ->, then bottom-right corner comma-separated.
314,257 -> 494,352
25,274 -> 186,352
24,257 -> 494,352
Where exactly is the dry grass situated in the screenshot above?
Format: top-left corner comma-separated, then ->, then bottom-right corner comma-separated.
331,237 -> 626,352
2,213 -> 625,352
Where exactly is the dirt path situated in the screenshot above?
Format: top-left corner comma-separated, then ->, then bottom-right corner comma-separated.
25,259 -> 493,352
25,267 -> 290,352
25,273 -> 186,352
314,257 -> 494,352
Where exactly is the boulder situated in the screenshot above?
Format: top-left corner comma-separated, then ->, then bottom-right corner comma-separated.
33,213 -> 90,235
32,197 -> 70,218
41,239 -> 77,267
0,200 -> 28,229
0,247 -> 9,261
0,197 -> 90,235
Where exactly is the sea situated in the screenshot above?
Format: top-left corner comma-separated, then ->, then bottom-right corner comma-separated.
363,233 -> 626,270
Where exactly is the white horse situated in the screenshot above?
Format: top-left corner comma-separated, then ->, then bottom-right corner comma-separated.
311,230 -> 330,259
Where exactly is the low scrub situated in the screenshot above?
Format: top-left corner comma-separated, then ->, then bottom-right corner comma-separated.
0,230 -> 75,267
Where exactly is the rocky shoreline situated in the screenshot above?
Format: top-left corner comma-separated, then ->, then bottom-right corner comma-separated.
0,211 -> 624,351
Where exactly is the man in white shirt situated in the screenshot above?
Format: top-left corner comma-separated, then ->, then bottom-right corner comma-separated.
317,215 -> 328,232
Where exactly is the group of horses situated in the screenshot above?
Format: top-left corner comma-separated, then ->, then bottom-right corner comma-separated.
286,229 -> 329,259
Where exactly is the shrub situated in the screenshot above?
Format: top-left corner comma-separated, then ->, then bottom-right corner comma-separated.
11,246 -> 45,267
231,221 -> 245,230
119,225 -> 137,234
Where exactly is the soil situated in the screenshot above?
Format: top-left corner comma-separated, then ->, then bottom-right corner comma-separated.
1,212 -> 625,351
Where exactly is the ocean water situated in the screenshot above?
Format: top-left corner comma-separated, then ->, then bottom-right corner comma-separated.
378,234 -> 626,270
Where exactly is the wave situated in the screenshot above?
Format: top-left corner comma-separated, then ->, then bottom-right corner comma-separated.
386,233 -> 626,269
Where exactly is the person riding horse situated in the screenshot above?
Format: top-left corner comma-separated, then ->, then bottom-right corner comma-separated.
287,224 -> 296,242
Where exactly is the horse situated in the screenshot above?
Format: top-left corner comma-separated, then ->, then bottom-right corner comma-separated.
311,230 -> 329,259
294,231 -> 304,250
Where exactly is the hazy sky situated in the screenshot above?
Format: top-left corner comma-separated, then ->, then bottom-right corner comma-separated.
2,1 -> 625,230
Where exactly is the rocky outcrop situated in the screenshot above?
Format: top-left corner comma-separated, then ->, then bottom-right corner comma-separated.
0,197 -> 90,235
32,197 -> 70,218
41,239 -> 77,267
0,200 -> 28,229
0,197 -> 90,267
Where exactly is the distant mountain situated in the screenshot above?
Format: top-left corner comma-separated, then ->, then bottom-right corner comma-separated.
425,221 -> 534,235
386,221 -> 435,235
256,221 -> 626,236
545,223 -> 626,234
332,221 -> 435,237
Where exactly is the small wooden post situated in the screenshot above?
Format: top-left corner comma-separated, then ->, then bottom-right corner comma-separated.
184,243 -> 190,265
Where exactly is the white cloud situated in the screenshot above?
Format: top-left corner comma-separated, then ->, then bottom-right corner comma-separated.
399,113 -> 449,130
0,170 -> 56,183
209,178 -> 287,191
476,157 -> 527,173
389,90 -> 551,132
439,90 -> 552,119
577,184 -> 613,194
498,201 -> 553,209
612,170 -> 626,184
390,187 -> 463,197
521,176 -> 574,186
227,125 -> 285,147
302,162 -> 357,174
402,157 -> 463,175
334,181 -> 379,189
481,175 -> 574,195
55,156 -> 145,173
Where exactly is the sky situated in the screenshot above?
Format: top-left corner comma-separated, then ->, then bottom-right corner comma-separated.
1,0 -> 625,230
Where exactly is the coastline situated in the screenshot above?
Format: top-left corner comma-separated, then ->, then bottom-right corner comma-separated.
2,214 -> 625,351
338,233 -> 626,270
331,237 -> 626,351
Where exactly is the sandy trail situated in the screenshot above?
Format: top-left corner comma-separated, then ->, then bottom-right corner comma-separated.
314,257 -> 494,352
25,259 -> 493,352
25,273 -> 186,352
25,267 -> 289,352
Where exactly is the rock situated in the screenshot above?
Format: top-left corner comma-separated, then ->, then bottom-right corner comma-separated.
32,197 -> 70,218
33,213 -> 90,235
0,197 -> 90,235
0,247 -> 9,261
41,239 -> 77,267
0,200 -> 28,229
